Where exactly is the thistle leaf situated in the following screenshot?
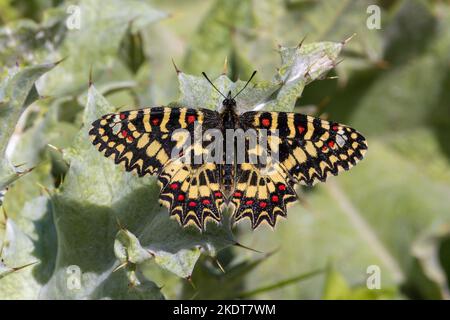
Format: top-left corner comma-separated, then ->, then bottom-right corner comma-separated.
0,62 -> 57,191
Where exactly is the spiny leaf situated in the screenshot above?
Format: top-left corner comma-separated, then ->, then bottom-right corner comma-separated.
280,0 -> 384,82
174,41 -> 343,114
265,41 -> 344,111
173,72 -> 279,113
0,203 -> 48,299
42,0 -> 168,96
0,61 -> 57,191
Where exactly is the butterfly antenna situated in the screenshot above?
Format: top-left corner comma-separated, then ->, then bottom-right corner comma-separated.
232,70 -> 257,99
202,72 -> 227,99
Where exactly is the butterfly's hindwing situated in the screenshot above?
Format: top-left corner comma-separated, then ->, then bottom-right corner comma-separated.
158,161 -> 224,230
231,162 -> 297,229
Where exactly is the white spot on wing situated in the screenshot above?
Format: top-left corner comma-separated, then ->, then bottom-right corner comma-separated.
336,134 -> 346,147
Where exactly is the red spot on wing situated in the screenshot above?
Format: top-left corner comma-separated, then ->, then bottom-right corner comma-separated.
233,191 -> 242,198
177,194 -> 185,201
259,201 -> 267,208
188,201 -> 196,207
245,200 -> 254,205
278,184 -> 286,191
328,140 -> 335,148
121,130 -> 128,137
120,113 -> 126,120
127,135 -> 134,142
151,118 -> 160,125
322,145 -> 328,152
332,125 -> 339,131
261,118 -> 270,127
202,199 -> 211,205
298,126 -> 305,134
214,192 -> 222,198
169,183 -> 178,190
187,115 -> 196,124
271,195 -> 279,202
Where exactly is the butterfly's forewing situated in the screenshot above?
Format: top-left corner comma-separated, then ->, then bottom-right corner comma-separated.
231,111 -> 368,228
89,106 -> 223,230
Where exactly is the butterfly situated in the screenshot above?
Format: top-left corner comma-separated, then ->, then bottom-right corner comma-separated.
89,71 -> 367,231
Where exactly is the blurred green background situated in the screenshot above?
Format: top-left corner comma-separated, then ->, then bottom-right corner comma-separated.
0,0 -> 449,300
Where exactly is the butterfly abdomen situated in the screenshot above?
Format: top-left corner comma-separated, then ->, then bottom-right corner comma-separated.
219,108 -> 238,199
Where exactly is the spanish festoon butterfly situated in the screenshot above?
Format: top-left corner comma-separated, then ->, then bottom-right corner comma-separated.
89,71 -> 367,231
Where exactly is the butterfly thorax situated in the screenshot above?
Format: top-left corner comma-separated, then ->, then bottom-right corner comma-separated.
220,91 -> 238,129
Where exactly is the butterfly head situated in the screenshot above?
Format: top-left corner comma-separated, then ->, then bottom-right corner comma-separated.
201,71 -> 257,111
222,91 -> 236,108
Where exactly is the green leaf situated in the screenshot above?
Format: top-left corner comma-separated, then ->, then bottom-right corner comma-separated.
42,0 -> 168,96
0,61 -> 57,191
114,229 -> 152,265
173,72 -> 279,112
265,41 -> 344,111
175,41 -> 343,113
182,0 -> 255,76
0,13 -> 65,66
0,196 -> 53,299
118,27 -> 146,74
